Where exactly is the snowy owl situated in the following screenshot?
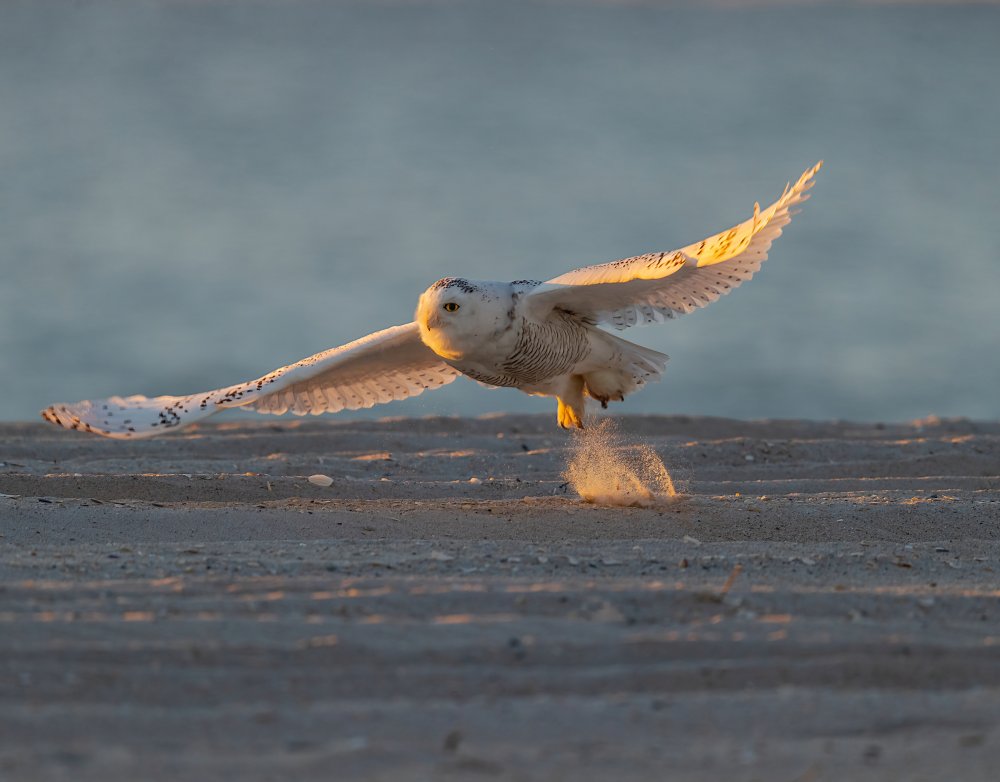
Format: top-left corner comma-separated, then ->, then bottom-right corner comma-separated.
41,162 -> 821,438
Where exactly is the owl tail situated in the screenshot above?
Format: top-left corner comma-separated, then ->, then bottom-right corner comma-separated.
582,331 -> 669,410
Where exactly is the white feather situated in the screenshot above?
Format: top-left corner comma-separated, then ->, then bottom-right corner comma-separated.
41,322 -> 459,439
527,161 -> 822,329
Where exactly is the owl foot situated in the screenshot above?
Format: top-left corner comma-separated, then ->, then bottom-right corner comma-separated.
557,398 -> 585,429
556,376 -> 586,429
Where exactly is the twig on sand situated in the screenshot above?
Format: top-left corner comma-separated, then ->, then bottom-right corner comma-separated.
696,563 -> 744,604
719,563 -> 743,598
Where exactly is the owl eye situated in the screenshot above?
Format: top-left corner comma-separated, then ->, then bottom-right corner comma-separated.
443,302 -> 460,313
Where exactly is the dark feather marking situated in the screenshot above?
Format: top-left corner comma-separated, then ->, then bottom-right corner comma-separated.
430,277 -> 480,294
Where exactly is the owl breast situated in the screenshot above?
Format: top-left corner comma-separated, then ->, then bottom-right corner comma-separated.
457,311 -> 591,387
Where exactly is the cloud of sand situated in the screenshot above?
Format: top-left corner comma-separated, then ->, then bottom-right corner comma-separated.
563,419 -> 677,507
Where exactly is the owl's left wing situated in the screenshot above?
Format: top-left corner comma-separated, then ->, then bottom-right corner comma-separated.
526,162 -> 821,329
41,322 -> 460,439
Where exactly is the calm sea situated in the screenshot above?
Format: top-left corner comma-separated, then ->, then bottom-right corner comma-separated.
2,1 -> 998,423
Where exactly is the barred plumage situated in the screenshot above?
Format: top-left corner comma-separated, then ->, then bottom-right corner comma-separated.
462,312 -> 591,387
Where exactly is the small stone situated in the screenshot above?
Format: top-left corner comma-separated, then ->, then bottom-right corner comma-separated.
308,474 -> 334,487
443,729 -> 463,753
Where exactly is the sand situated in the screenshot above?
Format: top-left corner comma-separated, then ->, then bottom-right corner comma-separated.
1,413 -> 999,781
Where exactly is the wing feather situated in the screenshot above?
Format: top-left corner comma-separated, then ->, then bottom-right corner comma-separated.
528,162 -> 821,329
41,322 -> 460,439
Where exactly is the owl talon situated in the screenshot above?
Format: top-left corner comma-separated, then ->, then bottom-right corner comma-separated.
557,398 -> 585,429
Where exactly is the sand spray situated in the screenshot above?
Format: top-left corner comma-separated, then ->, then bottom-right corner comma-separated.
563,418 -> 678,507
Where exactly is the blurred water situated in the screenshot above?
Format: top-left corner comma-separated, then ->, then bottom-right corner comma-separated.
2,1 -> 998,423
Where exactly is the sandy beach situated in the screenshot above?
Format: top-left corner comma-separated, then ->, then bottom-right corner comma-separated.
2,414 -> 999,781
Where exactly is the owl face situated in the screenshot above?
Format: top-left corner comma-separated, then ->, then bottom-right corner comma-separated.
416,278 -> 509,360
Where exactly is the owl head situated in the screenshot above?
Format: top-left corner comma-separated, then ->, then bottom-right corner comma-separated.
416,278 -> 511,360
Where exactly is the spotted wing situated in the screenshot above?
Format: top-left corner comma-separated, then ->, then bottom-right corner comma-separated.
41,322 -> 460,439
526,162 -> 822,329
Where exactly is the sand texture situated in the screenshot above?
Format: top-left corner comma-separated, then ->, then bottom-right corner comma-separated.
2,414 -> 999,781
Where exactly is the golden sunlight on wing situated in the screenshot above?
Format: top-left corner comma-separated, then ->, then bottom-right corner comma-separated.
526,162 -> 822,329
680,160 -> 822,268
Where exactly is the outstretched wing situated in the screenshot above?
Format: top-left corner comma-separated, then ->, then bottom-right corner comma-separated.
41,322 -> 460,439
526,162 -> 822,329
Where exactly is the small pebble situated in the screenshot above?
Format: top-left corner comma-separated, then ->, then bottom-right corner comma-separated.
308,474 -> 334,487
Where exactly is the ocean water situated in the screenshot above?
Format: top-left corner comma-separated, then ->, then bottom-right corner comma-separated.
2,1 -> 998,424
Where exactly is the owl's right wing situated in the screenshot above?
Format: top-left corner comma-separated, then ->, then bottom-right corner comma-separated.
41,322 -> 460,439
